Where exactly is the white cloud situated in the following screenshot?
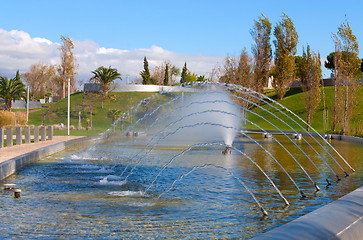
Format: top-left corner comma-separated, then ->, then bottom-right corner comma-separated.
0,28 -> 224,84
0,29 -> 59,75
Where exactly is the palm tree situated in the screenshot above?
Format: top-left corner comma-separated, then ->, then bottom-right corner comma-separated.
0,71 -> 26,111
108,109 -> 122,123
90,66 -> 121,96
107,109 -> 122,131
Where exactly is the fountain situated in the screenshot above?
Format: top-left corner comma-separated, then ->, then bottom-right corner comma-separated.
0,83 -> 361,239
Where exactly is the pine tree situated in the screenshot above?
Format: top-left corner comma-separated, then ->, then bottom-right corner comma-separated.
140,57 -> 151,84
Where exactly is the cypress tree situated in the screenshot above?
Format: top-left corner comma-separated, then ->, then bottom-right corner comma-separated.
180,62 -> 188,84
140,57 -> 151,84
164,64 -> 169,86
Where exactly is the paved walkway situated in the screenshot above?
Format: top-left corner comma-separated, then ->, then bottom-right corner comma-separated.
0,136 -> 84,163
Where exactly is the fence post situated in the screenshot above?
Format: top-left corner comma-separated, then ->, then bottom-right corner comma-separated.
47,125 -> 53,140
34,126 -> 39,143
40,126 -> 46,141
16,127 -> 22,145
6,128 -> 13,146
24,126 -> 30,144
0,128 -> 4,148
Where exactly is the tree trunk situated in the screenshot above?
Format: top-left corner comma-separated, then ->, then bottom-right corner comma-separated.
343,84 -> 349,135
5,100 -> 12,111
333,77 -> 337,132
60,81 -> 66,99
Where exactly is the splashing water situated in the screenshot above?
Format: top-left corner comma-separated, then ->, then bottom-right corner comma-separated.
151,87 -> 242,146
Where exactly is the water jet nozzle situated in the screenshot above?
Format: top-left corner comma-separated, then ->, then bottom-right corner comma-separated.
283,198 -> 290,206
261,207 -> 268,216
314,183 -> 320,192
336,174 -> 341,181
14,189 -> 21,198
300,190 -> 307,199
222,147 -> 232,155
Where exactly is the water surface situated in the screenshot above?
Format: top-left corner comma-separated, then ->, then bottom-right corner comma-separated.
0,135 -> 362,239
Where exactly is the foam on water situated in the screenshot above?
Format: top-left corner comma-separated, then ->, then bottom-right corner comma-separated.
70,154 -> 99,161
124,202 -> 156,207
77,164 -> 100,169
108,191 -> 146,197
99,175 -> 127,185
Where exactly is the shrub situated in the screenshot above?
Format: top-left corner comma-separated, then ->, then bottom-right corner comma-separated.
0,111 -> 27,128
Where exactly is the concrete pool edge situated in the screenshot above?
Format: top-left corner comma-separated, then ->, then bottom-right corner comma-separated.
251,133 -> 363,240
0,134 -> 102,181
251,185 -> 363,240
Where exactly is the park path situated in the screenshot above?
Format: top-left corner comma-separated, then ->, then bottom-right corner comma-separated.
0,136 -> 83,163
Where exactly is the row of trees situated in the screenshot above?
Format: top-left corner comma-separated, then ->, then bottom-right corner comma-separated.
140,57 -> 206,85
219,13 -> 362,134
219,13 -> 299,99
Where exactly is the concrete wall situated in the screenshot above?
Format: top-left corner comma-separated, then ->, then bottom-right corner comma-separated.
84,83 -> 197,93
10,100 -> 41,109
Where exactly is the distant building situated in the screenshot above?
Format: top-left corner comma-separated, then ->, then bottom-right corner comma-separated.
0,99 -> 41,110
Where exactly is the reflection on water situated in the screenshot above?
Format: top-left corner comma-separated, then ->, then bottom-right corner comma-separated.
0,135 -> 362,239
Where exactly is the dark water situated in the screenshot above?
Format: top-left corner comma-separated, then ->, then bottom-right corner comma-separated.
0,135 -> 362,239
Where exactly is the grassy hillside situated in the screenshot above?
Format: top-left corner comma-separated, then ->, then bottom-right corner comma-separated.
246,86 -> 363,136
27,87 -> 362,137
28,92 -> 165,136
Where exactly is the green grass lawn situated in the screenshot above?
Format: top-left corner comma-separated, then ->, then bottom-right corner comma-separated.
246,86 -> 363,136
28,92 -> 165,136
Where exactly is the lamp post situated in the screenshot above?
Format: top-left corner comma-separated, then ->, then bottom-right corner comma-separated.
67,77 -> 70,136
26,86 -> 29,122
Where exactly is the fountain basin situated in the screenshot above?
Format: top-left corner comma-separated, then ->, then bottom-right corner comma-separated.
0,134 -> 361,239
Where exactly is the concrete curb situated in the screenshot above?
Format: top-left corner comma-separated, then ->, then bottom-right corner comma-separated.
252,185 -> 363,240
0,135 -> 102,181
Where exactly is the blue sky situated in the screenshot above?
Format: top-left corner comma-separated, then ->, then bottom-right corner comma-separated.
0,0 -> 362,81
